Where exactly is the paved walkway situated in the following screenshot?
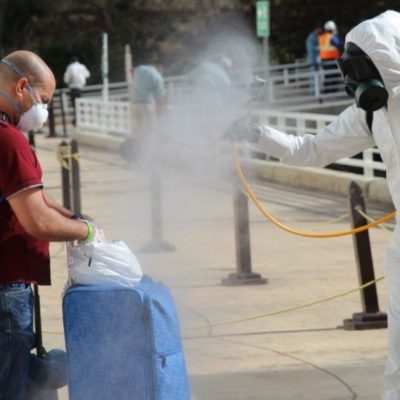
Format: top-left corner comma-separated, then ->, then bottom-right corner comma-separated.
33,133 -> 394,399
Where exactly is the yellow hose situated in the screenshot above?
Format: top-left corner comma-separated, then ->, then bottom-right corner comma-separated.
232,145 -> 396,238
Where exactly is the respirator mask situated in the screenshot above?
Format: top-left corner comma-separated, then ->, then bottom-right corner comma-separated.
17,98 -> 48,132
337,42 -> 388,111
0,58 -> 49,132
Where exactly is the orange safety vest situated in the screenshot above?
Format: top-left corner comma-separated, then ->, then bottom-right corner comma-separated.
319,32 -> 340,60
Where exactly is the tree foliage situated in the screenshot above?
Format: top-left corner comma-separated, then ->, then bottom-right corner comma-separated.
0,0 -> 399,86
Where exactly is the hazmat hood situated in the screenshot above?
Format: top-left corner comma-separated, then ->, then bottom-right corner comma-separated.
346,10 -> 400,96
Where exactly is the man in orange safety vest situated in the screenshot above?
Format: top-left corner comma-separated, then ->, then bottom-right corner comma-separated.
319,20 -> 343,93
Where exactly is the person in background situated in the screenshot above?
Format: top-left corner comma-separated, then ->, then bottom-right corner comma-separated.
63,57 -> 90,125
0,50 -> 103,400
190,55 -> 232,110
319,20 -> 343,93
305,26 -> 322,95
121,58 -> 165,162
225,11 -> 400,399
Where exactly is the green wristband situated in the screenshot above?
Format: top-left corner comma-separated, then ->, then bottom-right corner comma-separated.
83,220 -> 95,243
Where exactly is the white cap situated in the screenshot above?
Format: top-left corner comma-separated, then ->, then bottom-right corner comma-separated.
324,20 -> 337,32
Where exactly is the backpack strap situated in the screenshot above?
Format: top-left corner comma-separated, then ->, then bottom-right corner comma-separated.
366,111 -> 373,135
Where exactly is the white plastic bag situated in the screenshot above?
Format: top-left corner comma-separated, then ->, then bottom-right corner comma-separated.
67,240 -> 143,288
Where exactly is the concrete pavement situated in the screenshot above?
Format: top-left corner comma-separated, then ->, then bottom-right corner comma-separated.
33,133 -> 394,399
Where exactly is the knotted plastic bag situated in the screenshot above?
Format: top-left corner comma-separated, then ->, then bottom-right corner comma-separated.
67,241 -> 143,287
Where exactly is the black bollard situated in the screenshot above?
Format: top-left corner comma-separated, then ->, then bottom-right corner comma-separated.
33,285 -> 45,358
28,131 -> 36,148
140,170 -> 175,253
58,141 -> 71,210
70,139 -> 82,215
222,178 -> 267,286
60,91 -> 68,137
46,101 -> 58,138
343,181 -> 387,330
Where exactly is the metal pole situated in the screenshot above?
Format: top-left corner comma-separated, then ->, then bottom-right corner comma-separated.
125,44 -> 133,97
60,91 -> 68,137
343,181 -> 387,330
28,131 -> 36,148
140,170 -> 175,253
222,178 -> 267,285
47,101 -> 57,137
102,32 -> 109,103
59,140 -> 71,210
125,44 -> 134,138
33,285 -> 45,357
151,171 -> 162,242
70,139 -> 82,215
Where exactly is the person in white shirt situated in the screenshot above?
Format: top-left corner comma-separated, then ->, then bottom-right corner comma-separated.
63,57 -> 90,125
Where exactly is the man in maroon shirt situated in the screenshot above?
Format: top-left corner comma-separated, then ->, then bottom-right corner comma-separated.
0,50 -> 100,400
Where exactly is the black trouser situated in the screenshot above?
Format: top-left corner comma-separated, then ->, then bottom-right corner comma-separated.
321,60 -> 339,93
69,88 -> 82,125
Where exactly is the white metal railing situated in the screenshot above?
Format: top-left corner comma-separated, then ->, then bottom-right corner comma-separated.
253,109 -> 385,177
75,96 -> 386,178
55,60 -> 347,119
76,98 -> 131,137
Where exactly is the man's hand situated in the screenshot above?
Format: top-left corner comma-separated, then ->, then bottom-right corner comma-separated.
223,117 -> 262,143
80,220 -> 105,243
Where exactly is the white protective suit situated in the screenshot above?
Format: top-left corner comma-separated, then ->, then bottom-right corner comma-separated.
253,10 -> 400,400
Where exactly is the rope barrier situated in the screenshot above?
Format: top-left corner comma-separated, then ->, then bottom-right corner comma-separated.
232,145 -> 396,238
183,276 -> 385,335
42,276 -> 385,337
355,206 -> 394,232
56,148 -> 102,185
56,147 -> 73,170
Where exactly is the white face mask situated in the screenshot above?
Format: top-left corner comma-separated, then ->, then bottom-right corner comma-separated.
17,102 -> 48,132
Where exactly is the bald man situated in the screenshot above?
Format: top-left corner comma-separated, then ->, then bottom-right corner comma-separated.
0,50 -> 100,399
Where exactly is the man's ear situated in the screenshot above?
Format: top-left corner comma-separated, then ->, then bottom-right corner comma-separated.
14,77 -> 29,98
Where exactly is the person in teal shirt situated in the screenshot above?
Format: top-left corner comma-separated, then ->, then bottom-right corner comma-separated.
132,64 -> 164,106
122,61 -> 165,163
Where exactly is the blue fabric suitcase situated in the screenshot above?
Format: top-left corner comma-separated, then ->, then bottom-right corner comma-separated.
62,276 -> 190,400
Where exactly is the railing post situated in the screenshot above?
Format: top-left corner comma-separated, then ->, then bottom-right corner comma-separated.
70,139 -> 82,215
343,181 -> 387,330
363,149 -> 374,178
222,178 -> 267,286
58,141 -> 71,210
283,68 -> 289,86
314,71 -> 321,98
267,79 -> 274,103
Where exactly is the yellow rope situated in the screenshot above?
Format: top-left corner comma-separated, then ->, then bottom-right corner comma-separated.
43,276 -> 385,335
56,147 -> 72,170
42,276 -> 385,337
232,145 -> 396,238
355,206 -> 394,232
56,149 -> 102,185
183,276 -> 385,333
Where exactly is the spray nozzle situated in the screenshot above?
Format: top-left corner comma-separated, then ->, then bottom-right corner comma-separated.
254,76 -> 268,84
249,76 -> 268,103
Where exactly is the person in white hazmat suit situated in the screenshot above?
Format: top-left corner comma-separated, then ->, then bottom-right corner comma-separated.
225,10 -> 400,399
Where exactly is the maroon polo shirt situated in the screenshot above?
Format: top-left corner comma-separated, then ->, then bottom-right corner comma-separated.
0,120 -> 50,285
